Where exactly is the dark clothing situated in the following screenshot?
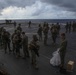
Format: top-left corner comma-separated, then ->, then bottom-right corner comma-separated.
3,32 -> 10,43
68,24 -> 71,33
51,27 -> 58,43
72,22 -> 76,32
65,23 -> 69,33
28,21 -> 31,28
2,32 -> 11,53
43,27 -> 48,45
4,41 -> 11,53
37,27 -> 43,41
52,34 -> 57,43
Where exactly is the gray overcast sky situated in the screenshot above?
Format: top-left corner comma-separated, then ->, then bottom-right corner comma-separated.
0,0 -> 76,19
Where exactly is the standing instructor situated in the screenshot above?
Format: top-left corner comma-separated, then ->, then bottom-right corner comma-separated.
59,33 -> 67,68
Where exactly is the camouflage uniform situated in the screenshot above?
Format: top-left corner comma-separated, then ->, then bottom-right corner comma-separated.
51,26 -> 58,44
22,32 -> 29,58
29,35 -> 39,69
17,24 -> 22,33
65,22 -> 69,33
2,31 -> 11,54
43,26 -> 49,45
68,22 -> 71,33
56,23 -> 60,35
11,30 -> 17,54
14,33 -> 22,58
37,24 -> 43,41
0,27 -> 4,46
59,39 -> 67,67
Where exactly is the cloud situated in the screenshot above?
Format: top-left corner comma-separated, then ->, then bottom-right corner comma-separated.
0,1 -> 41,19
0,0 -> 76,12
0,0 -> 36,9
0,0 -> 76,19
0,1 -> 76,19
41,0 -> 76,12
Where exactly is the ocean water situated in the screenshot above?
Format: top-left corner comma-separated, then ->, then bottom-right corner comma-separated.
0,19 -> 76,24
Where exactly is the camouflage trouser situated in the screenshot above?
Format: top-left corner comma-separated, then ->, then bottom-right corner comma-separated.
31,50 -> 36,66
23,46 -> 29,57
15,44 -> 20,57
60,53 -> 66,67
3,42 -> 11,53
